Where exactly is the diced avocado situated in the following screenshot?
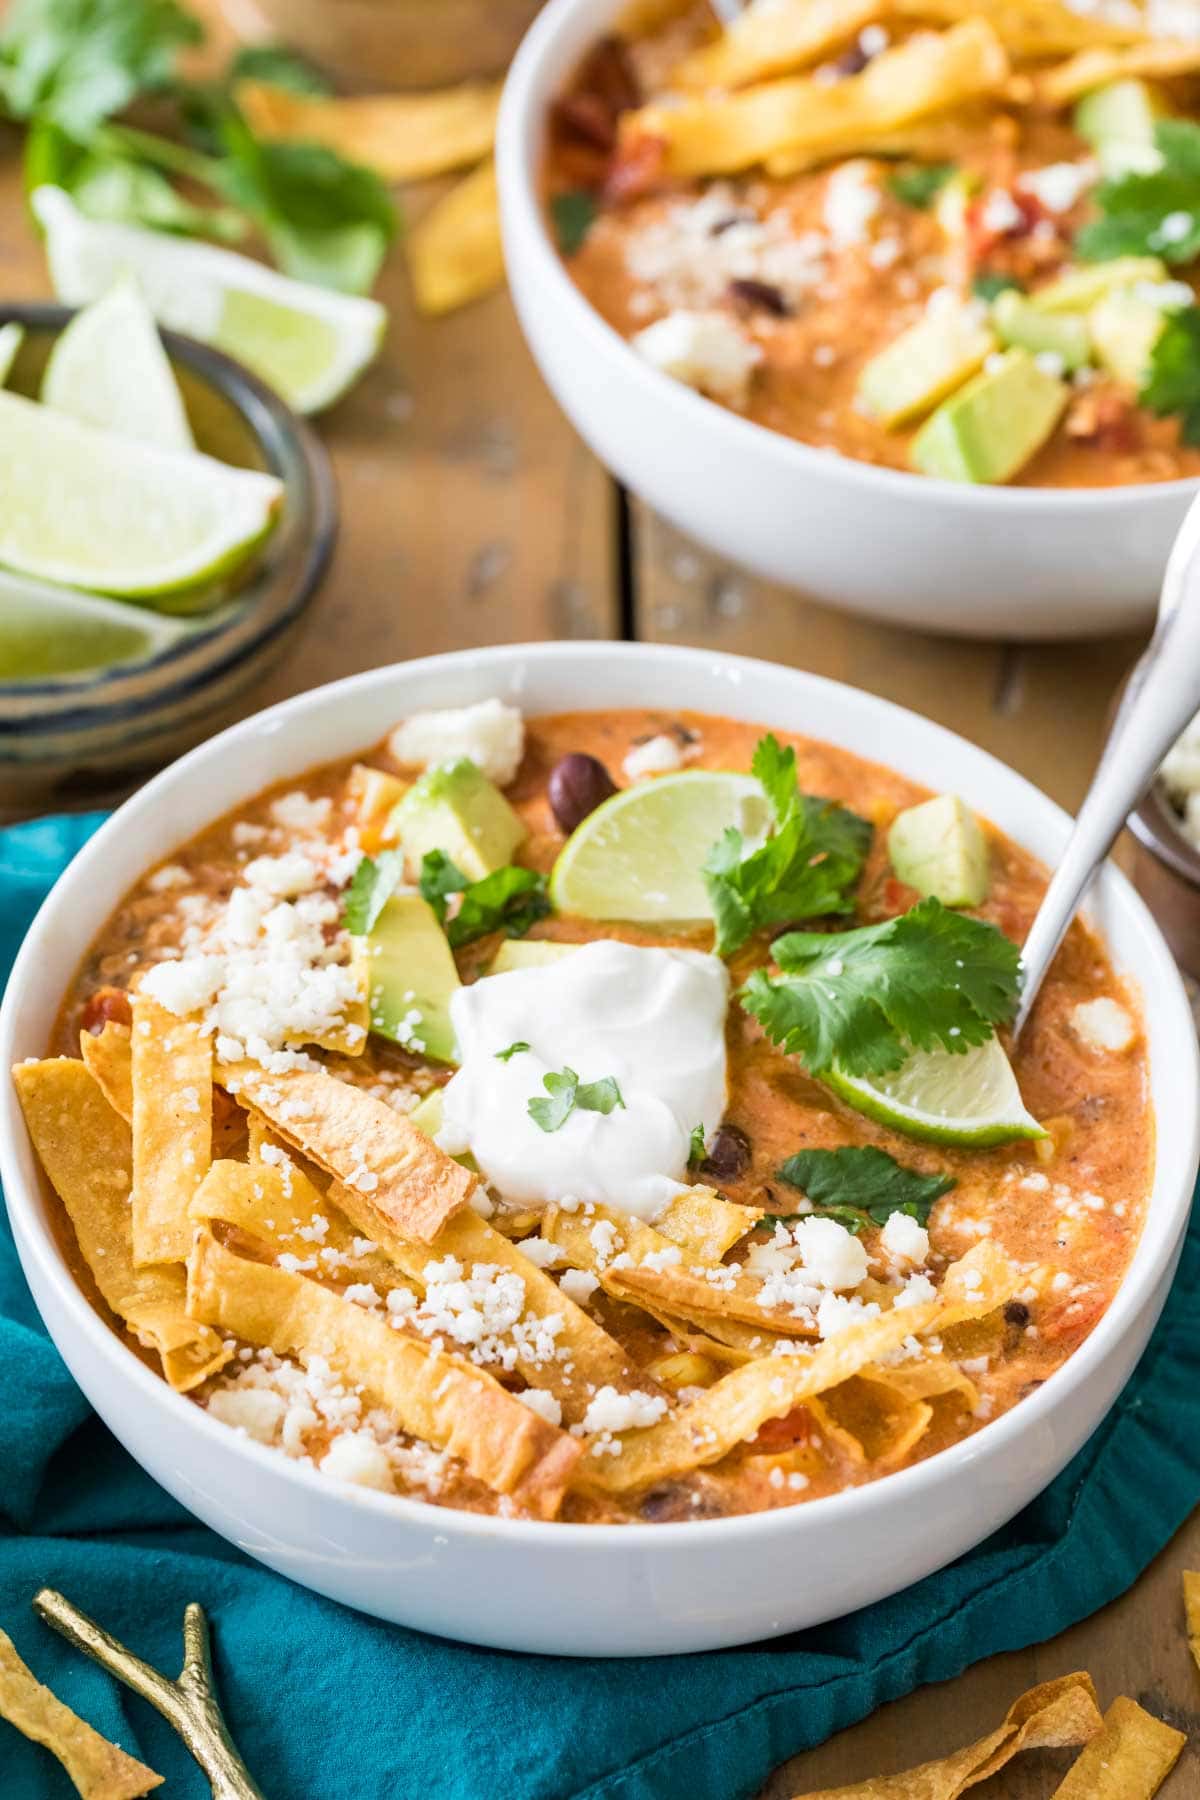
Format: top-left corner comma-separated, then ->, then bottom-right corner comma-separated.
1089,289 -> 1168,386
1075,80 -> 1167,177
911,350 -> 1068,485
992,289 -> 1091,371
347,762 -> 408,850
391,756 -> 526,882
408,1087 -> 478,1170
361,892 -> 460,1064
488,939 -> 581,975
1030,257 -> 1168,314
888,794 -> 989,908
857,301 -> 995,430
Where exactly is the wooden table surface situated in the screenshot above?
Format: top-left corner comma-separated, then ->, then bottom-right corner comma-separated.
4,104 -> 1199,1793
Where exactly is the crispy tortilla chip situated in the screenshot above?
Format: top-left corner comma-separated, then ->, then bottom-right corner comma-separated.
810,1374 -> 933,1466
788,1672 -> 1102,1798
621,21 -> 1010,177
130,995 -> 211,1267
187,1229 -> 580,1515
0,1629 -> 161,1800
225,1062 -> 475,1241
670,0 -> 883,93
408,159 -> 505,316
1049,1696 -> 1185,1798
764,106 -> 1001,175
80,1022 -> 132,1121
576,1241 -> 1018,1495
656,1185 -> 759,1260
13,1059 -> 229,1392
1038,39 -> 1200,106
235,77 -> 501,182
864,1354 -> 979,1406
1185,1569 -> 1200,1675
897,0 -> 1144,58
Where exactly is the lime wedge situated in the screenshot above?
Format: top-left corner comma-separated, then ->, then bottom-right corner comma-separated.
0,388 -> 282,598
0,323 -> 24,387
33,186 -> 386,415
42,279 -> 194,452
549,770 -> 771,922
827,1038 -> 1045,1147
0,571 -> 183,680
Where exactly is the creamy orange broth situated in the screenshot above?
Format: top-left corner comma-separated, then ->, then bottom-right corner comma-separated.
53,709 -> 1152,1523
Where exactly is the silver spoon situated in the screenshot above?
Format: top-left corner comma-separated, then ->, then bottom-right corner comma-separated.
1014,489 -> 1200,1037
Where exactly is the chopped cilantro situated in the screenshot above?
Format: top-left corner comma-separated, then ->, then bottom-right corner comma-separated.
228,42 -> 330,95
416,852 -> 550,948
550,188 -> 597,255
687,1123 -> 707,1166
740,894 -> 1021,1079
495,1041 -> 530,1061
0,0 -> 201,136
703,734 -> 872,957
1075,119 -> 1200,265
888,162 -> 956,210
342,850 -> 404,936
528,1066 -> 625,1132
1140,304 -> 1200,444
770,1145 -> 955,1235
972,272 -> 1022,302
418,848 -> 468,924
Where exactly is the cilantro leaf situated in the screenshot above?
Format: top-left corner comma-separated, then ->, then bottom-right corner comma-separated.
774,1145 -> 954,1234
228,42 -> 330,95
703,734 -> 872,957
1075,119 -> 1200,266
1140,305 -> 1200,444
342,850 -> 405,936
888,162 -> 955,210
0,0 -> 201,135
740,895 -> 1021,1078
418,849 -> 468,925
972,272 -> 1022,302
687,1123 -> 707,1166
576,1075 -> 625,1114
495,1040 -> 530,1062
550,188 -> 596,255
446,865 -> 550,950
528,1067 -> 579,1132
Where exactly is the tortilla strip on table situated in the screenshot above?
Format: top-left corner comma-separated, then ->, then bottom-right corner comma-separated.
620,21 -> 1010,177
12,1059 -> 229,1392
407,159 -> 505,317
786,1671 -> 1102,1798
575,1241 -> 1019,1495
80,1021 -> 133,1120
236,78 -> 502,181
1037,38 -> 1200,106
224,1062 -> 475,1241
1184,1569 -> 1200,1675
1048,1695 -> 1185,1798
130,994 -> 212,1267
0,1629 -> 162,1800
186,1229 -> 580,1516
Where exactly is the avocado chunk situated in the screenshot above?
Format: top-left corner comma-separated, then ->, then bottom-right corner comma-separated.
1089,289 -> 1169,387
391,756 -> 526,882
488,939 -> 581,975
1075,79 -> 1166,176
361,892 -> 461,1064
1031,256 -> 1167,314
910,350 -> 1068,484
888,794 -> 989,908
992,289 -> 1091,371
856,300 -> 995,429
408,1087 -> 478,1170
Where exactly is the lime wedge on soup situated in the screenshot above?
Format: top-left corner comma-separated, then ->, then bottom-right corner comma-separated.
0,574 -> 182,680
549,769 -> 770,921
42,279 -> 194,453
827,1038 -> 1045,1147
0,389 -> 281,598
33,185 -> 386,416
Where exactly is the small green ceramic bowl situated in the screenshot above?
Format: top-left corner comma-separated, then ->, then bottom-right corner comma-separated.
0,303 -> 337,811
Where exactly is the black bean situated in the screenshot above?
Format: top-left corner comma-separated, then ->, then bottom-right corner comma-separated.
1004,1300 -> 1032,1328
548,752 -> 617,834
701,1123 -> 752,1182
831,43 -> 870,76
728,276 -> 789,316
640,1484 -> 726,1522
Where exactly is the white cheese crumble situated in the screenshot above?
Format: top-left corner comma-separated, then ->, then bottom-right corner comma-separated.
623,734 -> 685,781
270,791 -> 333,833
622,183 -> 827,314
824,161 -> 881,249
516,1387 -> 563,1428
559,1268 -> 600,1305
1016,161 -> 1096,214
1070,997 -> 1135,1055
320,1431 -> 394,1491
388,698 -> 524,787
880,1211 -> 930,1265
632,310 -> 763,406
580,1387 -> 668,1434
980,188 -> 1023,235
791,1216 -> 869,1291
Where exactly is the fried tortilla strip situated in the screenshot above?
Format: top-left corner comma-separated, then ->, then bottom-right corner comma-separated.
764,108 -> 995,176
225,1063 -> 475,1241
13,1060 -> 229,1392
1185,1569 -> 1200,1676
408,159 -> 505,316
637,1306 -> 761,1363
294,946 -> 370,1058
896,0 -> 1144,58
235,78 -> 502,181
130,994 -> 212,1266
1049,1696 -> 1185,1798
576,1241 -> 1018,1495
656,1186 -> 759,1260
809,1374 -> 934,1466
671,0 -> 883,93
787,1671 -> 1102,1798
1038,39 -> 1200,106
187,1229 -> 580,1516
80,1022 -> 132,1121
621,21 -> 1010,177
0,1629 -> 161,1800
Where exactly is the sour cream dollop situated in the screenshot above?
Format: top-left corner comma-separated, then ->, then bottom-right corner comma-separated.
437,940 -> 729,1219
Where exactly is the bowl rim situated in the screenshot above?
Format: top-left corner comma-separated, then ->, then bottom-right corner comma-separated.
2,640 -> 1197,1551
496,0 -> 1200,516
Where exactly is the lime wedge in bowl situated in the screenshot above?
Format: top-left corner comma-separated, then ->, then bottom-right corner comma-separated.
0,389 -> 282,599
827,1038 -> 1046,1147
33,186 -> 386,415
549,770 -> 771,921
0,572 -> 184,681
42,279 -> 194,452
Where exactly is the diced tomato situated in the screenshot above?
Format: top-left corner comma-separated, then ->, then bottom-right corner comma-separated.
604,132 -> 669,204
80,986 -> 132,1035
754,1406 -> 813,1451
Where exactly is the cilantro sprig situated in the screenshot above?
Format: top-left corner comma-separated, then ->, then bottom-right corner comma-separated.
550,188 -> 597,255
703,735 -> 872,957
888,162 -> 955,210
767,1145 -> 954,1236
419,850 -> 550,949
342,849 -> 404,937
1075,120 -> 1200,266
740,895 -> 1021,1079
1141,305 -> 1200,444
528,1066 -> 625,1133
495,1040 -> 530,1062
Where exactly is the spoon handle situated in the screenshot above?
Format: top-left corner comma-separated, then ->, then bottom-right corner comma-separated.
1014,492 -> 1200,1037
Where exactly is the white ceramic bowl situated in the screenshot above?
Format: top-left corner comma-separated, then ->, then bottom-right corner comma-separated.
497,0 -> 1199,641
2,643 -> 1196,1656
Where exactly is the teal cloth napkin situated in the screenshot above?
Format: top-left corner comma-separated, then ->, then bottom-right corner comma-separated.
3,812 -> 1200,1800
